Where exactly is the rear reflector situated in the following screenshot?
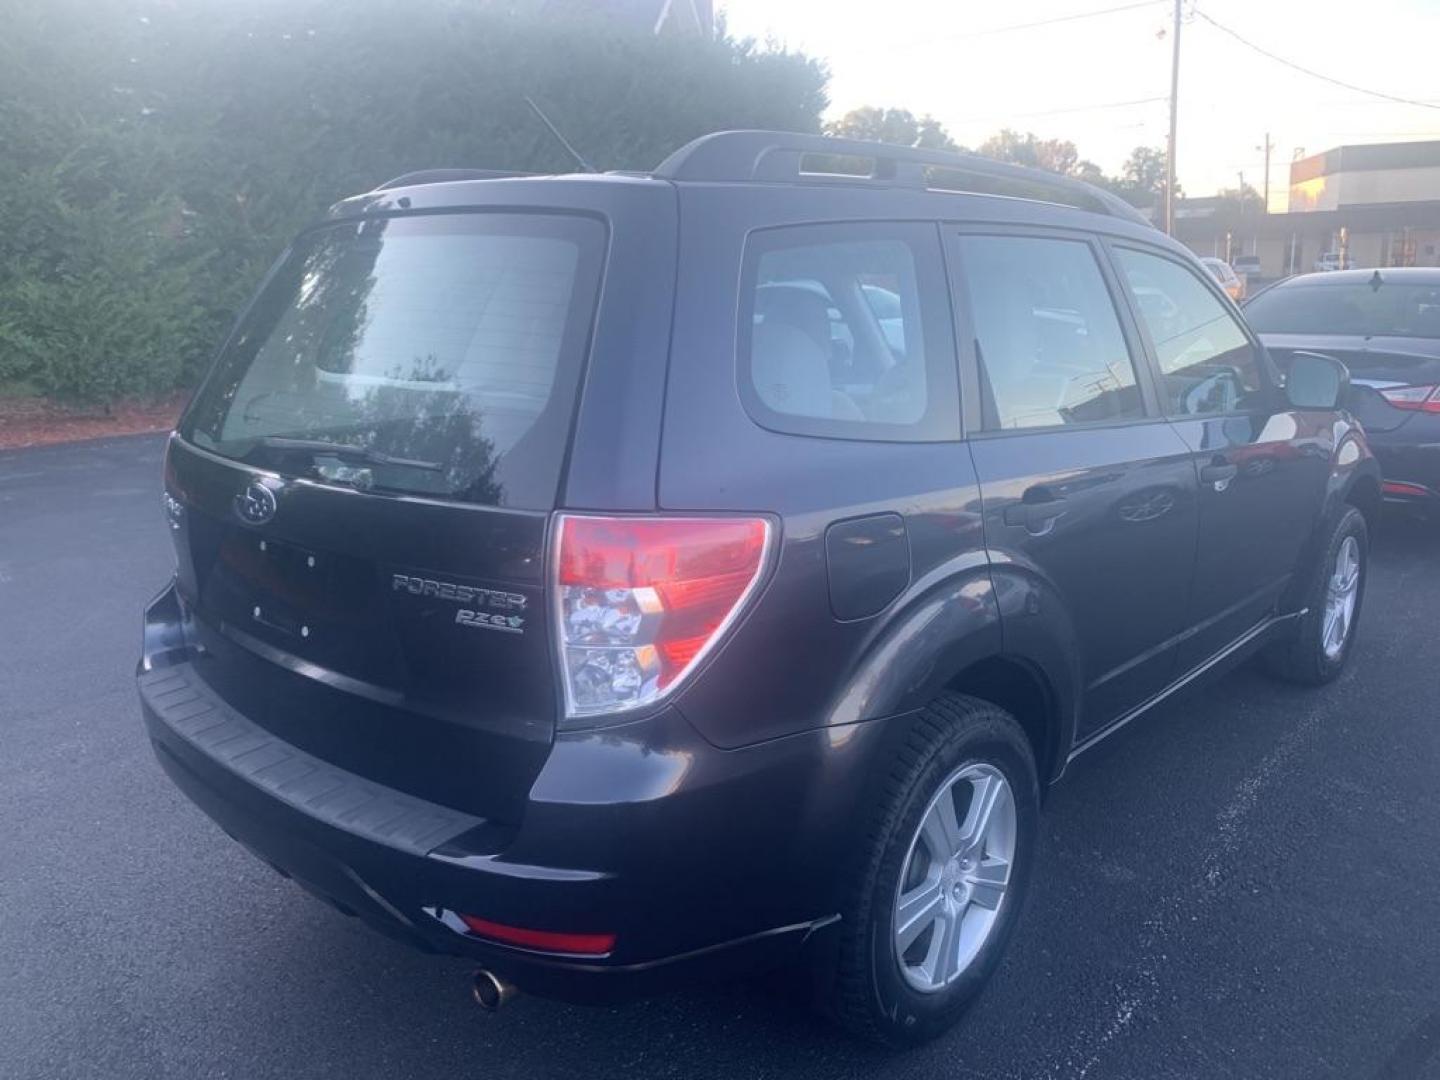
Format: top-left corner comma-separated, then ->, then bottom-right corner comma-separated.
1380,385 -> 1440,413
457,914 -> 616,956
553,514 -> 771,719
1383,480 -> 1432,498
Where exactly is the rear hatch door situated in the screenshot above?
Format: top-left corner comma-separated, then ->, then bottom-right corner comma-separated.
167,208 -> 607,821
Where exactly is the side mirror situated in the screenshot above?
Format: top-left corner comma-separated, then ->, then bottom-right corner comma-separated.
1285,350 -> 1350,410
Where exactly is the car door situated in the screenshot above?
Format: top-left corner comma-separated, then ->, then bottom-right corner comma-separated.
948,227 -> 1202,739
1109,243 -> 1331,673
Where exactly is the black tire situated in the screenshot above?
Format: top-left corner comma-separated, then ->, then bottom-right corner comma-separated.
1263,505 -> 1368,685
825,693 -> 1039,1047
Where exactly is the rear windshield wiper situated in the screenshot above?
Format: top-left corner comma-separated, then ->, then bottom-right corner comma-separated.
253,435 -> 444,473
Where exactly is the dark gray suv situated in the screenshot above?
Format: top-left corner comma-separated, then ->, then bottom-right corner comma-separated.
138,131 -> 1380,1045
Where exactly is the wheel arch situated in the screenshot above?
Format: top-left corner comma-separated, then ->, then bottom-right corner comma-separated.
943,654 -> 1066,789
829,557 -> 1080,787
1278,430 -> 1380,616
1343,468 -> 1382,535
1327,426 -> 1381,531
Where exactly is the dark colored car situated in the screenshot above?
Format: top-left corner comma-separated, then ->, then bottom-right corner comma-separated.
138,131 -> 1380,1046
1233,253 -> 1263,281
1246,267 -> 1440,516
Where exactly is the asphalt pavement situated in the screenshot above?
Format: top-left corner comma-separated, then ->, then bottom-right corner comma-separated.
2,434 -> 1438,1080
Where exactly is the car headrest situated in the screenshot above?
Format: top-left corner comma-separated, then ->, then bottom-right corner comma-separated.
751,320 -> 835,419
755,284 -> 833,353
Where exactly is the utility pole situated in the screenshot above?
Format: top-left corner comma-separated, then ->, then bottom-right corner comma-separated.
1238,171 -> 1248,254
1165,0 -> 1182,235
1256,132 -> 1275,213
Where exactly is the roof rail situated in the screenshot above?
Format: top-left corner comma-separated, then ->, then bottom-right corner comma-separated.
653,130 -> 1150,226
374,168 -> 537,190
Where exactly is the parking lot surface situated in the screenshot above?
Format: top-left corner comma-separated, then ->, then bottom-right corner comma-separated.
2,434 -> 1437,1080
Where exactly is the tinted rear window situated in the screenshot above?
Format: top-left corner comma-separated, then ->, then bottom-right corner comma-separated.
183,213 -> 605,508
1244,280 -> 1440,339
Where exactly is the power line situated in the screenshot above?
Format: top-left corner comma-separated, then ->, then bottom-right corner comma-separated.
1193,9 -> 1440,111
885,0 -> 1166,50
1324,129 -> 1440,138
947,0 -> 1166,39
1307,97 -> 1440,110
952,95 -> 1167,124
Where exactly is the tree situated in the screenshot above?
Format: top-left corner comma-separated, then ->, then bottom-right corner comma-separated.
914,115 -> 956,150
825,106 -> 958,150
0,0 -> 830,402
1216,182 -> 1263,207
1107,145 -> 1176,209
976,129 -> 1081,176
1121,146 -> 1168,193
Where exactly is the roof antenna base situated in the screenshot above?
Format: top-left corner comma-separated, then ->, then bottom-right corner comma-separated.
524,97 -> 598,174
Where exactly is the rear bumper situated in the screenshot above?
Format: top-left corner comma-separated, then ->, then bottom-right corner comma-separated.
1366,420 -> 1440,512
138,583 -> 885,1001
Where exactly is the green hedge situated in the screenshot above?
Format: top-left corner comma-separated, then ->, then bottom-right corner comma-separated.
0,1 -> 827,403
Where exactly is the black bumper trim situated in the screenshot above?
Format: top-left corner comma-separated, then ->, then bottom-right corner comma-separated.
138,664 -> 482,856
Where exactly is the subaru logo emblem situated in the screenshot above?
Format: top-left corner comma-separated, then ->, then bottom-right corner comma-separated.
235,481 -> 278,526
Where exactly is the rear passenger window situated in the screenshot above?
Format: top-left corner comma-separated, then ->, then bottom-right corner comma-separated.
957,234 -> 1144,430
740,223 -> 959,441
1114,248 -> 1265,417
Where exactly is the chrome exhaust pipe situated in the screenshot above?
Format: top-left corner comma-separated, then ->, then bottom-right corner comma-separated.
471,970 -> 520,1012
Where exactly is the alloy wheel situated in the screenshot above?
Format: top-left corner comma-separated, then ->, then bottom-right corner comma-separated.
893,763 -> 1016,993
1322,535 -> 1361,661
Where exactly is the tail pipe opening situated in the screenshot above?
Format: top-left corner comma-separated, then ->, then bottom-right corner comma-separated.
471,970 -> 520,1012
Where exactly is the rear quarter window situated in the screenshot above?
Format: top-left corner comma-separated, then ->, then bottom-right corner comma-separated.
738,222 -> 960,442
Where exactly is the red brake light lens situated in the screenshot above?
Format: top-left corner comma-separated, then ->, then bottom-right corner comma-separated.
1383,480 -> 1432,498
553,515 -> 771,719
457,914 -> 616,956
161,439 -> 186,531
1379,384 -> 1440,413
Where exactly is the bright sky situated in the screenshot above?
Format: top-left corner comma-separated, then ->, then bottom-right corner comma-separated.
718,0 -> 1440,208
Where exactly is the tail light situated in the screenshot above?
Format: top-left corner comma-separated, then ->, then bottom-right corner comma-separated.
1379,384 -> 1440,413
161,439 -> 185,531
553,514 -> 772,720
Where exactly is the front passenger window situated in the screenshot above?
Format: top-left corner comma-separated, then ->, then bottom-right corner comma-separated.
1115,248 -> 1264,417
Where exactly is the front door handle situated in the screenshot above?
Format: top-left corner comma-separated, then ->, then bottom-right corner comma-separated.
1003,489 -> 1067,532
1200,458 -> 1239,491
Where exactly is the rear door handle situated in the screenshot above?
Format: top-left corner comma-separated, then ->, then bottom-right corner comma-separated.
1004,489 -> 1067,532
1200,459 -> 1239,490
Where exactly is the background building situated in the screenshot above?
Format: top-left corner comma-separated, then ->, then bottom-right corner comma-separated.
1178,139 -> 1440,279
